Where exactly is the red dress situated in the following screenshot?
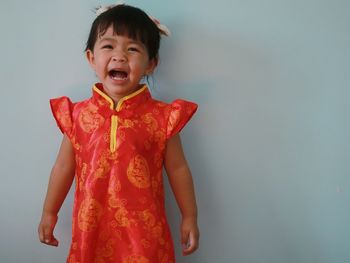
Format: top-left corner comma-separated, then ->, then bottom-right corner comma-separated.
50,83 -> 197,263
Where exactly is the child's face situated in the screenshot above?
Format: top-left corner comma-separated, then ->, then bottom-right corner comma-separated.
86,25 -> 157,101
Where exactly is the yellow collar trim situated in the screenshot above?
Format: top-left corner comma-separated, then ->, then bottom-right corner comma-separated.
93,85 -> 147,111
116,85 -> 147,111
93,85 -> 114,110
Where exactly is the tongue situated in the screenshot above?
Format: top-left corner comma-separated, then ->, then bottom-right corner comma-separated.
111,71 -> 127,79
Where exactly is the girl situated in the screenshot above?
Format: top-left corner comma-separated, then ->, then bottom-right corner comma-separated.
38,3 -> 199,263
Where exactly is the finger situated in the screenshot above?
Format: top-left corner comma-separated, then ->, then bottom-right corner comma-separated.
44,239 -> 59,246
42,226 -> 59,246
43,226 -> 53,243
181,229 -> 189,249
42,233 -> 59,246
183,231 -> 199,255
38,225 -> 45,243
49,237 -> 59,247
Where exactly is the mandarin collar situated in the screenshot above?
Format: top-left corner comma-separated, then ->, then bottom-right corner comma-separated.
92,83 -> 151,112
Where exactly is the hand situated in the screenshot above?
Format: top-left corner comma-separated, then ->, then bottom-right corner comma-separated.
38,212 -> 59,247
181,217 -> 200,256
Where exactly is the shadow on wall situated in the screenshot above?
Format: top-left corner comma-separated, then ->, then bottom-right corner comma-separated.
160,17 -> 339,262
159,21 -> 304,262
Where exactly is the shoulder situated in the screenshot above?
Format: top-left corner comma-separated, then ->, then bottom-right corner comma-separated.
50,95 -> 95,120
151,97 -> 198,113
147,97 -> 168,107
50,95 -> 91,107
145,97 -> 198,118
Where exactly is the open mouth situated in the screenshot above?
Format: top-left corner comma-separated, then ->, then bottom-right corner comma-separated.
109,70 -> 128,80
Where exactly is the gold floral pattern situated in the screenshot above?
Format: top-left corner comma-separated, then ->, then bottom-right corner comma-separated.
127,155 -> 151,188
78,198 -> 103,232
94,151 -> 111,179
78,102 -> 105,133
50,84 -> 198,262
123,254 -> 150,263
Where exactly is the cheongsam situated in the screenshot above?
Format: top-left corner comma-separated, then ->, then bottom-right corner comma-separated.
50,83 -> 198,263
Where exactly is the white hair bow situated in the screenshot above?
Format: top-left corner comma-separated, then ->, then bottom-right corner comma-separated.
95,1 -> 171,36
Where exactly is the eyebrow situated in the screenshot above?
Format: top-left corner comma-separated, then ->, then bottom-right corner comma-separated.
99,37 -> 143,46
99,37 -> 117,42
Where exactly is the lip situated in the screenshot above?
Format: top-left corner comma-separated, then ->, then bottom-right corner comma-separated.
109,75 -> 129,84
108,68 -> 129,83
108,65 -> 128,72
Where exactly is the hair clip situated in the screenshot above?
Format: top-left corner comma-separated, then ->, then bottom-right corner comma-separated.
94,2 -> 171,37
148,16 -> 171,37
95,1 -> 125,16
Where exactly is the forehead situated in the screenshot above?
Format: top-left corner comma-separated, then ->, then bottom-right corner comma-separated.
97,25 -> 142,43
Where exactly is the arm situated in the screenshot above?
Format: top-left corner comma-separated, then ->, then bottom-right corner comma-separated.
38,134 -> 76,246
164,134 -> 200,255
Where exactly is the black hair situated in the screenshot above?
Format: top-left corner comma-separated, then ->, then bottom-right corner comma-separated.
85,5 -> 161,60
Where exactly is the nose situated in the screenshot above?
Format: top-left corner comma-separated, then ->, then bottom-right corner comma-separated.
112,51 -> 127,63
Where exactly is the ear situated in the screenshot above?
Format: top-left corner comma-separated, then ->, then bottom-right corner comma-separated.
86,49 -> 96,69
145,57 -> 158,75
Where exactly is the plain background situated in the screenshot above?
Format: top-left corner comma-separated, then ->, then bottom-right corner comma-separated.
1,0 -> 349,262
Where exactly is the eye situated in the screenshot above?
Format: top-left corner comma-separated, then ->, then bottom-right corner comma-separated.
128,46 -> 140,52
102,45 -> 113,49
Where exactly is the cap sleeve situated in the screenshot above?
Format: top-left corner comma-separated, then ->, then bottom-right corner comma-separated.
166,99 -> 198,139
50,96 -> 74,139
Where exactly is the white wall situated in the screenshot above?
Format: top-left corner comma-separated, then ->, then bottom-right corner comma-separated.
1,0 -> 349,262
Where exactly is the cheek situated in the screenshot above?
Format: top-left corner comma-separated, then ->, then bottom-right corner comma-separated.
94,57 -> 109,71
129,62 -> 143,73
136,58 -> 151,71
96,55 -> 106,64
